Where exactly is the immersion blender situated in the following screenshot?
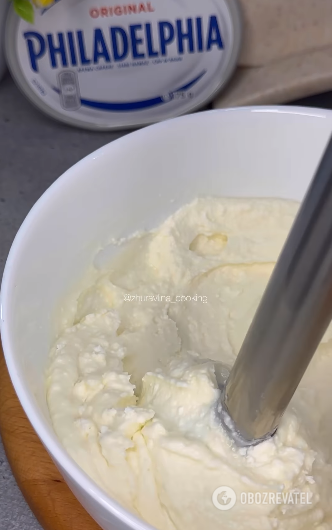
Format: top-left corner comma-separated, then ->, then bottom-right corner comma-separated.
221,134 -> 332,445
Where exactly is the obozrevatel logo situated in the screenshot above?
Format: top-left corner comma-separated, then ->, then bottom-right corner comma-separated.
212,486 -> 237,511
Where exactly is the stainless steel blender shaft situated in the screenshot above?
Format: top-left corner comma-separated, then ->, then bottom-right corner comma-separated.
223,134 -> 332,444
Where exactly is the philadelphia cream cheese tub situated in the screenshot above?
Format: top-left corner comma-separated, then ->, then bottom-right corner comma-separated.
1,107 -> 332,530
5,0 -> 242,130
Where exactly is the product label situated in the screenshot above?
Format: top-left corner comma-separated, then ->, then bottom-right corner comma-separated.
15,0 -> 241,128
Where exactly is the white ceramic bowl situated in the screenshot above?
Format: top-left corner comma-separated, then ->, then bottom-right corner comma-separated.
1,107 -> 332,530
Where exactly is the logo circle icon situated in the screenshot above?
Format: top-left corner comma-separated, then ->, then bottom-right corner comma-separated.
212,486 -> 237,511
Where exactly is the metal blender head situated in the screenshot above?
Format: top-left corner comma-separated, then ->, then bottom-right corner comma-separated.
219,134 -> 332,446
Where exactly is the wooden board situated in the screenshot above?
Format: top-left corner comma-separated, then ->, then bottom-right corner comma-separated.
0,342 -> 101,530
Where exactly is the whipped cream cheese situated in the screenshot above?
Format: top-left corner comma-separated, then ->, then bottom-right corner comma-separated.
47,197 -> 332,530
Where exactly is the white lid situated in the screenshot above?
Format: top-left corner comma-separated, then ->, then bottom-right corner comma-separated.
5,0 -> 242,130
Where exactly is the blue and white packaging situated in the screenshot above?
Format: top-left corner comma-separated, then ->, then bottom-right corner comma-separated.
5,0 -> 242,130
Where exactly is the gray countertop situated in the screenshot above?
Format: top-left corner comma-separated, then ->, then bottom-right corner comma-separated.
1,71 -> 332,530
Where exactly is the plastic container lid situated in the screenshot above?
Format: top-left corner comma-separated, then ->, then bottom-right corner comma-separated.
5,0 -> 242,130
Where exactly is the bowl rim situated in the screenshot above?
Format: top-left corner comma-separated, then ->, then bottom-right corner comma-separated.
1,105 -> 332,530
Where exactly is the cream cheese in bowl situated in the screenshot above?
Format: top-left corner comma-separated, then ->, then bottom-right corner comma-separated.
3,108 -> 332,530
47,197 -> 332,530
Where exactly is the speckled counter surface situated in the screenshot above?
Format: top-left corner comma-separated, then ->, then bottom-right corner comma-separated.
1,72 -> 332,530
